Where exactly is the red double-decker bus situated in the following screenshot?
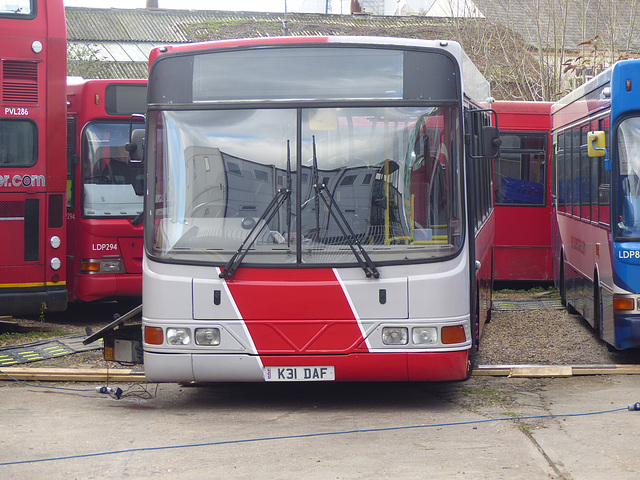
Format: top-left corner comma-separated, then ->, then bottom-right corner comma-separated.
0,0 -> 67,315
66,78 -> 147,302
492,101 -> 553,282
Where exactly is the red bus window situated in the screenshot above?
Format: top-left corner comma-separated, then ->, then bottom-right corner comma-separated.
0,120 -> 36,167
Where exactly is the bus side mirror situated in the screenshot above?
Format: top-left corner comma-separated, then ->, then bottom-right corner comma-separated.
588,130 -> 610,171
482,125 -> 501,158
587,131 -> 605,156
125,129 -> 145,163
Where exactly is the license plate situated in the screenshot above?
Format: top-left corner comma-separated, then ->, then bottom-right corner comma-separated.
264,366 -> 335,382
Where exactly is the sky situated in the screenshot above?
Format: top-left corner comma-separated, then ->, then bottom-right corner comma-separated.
62,1 -> 347,14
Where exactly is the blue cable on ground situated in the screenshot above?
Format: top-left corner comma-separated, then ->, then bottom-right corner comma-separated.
0,404 -> 632,467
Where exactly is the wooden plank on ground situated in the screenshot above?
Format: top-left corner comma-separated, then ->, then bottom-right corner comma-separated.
3,364 -> 640,382
472,366 -> 510,376
509,366 -> 573,377
0,367 -> 145,383
475,364 -> 640,377
572,365 -> 640,375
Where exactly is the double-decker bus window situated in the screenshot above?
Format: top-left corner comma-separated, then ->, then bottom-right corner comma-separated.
0,120 -> 36,166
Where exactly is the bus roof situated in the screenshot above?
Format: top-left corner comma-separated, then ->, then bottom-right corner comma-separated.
149,36 -> 491,106
493,101 -> 552,130
551,59 -> 640,130
493,101 -> 553,115
551,66 -> 612,117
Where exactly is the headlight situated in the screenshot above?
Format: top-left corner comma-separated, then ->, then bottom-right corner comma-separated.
167,328 -> 191,345
412,327 -> 438,345
382,327 -> 408,345
50,257 -> 61,270
50,235 -> 61,249
195,328 -> 221,346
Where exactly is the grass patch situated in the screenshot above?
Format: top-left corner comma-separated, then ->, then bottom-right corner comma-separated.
460,386 -> 513,406
495,285 -> 559,297
0,330 -> 71,347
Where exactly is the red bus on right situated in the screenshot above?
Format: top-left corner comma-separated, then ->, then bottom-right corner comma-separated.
493,101 -> 553,283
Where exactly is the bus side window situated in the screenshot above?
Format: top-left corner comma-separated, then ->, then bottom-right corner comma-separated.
67,117 -> 77,210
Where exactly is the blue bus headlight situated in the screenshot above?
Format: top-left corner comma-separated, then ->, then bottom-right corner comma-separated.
195,328 -> 221,346
166,328 -> 191,345
382,327 -> 408,345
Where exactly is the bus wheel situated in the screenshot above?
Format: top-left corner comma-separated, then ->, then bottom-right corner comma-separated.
559,255 -> 567,307
464,304 -> 480,380
594,279 -> 603,339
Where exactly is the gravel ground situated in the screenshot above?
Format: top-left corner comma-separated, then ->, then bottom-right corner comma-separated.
3,291 -> 640,370
477,291 -> 640,366
1,301 -> 140,370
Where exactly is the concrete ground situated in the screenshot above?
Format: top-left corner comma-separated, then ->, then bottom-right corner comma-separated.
1,374 -> 639,479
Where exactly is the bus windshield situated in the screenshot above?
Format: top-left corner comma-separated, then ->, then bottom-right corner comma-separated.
149,105 -> 464,267
616,116 -> 640,239
82,122 -> 144,218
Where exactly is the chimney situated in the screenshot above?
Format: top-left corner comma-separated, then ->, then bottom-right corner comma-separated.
147,0 -> 159,8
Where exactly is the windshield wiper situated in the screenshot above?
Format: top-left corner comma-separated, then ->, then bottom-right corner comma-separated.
285,140 -> 292,247
220,142 -> 292,280
311,137 -> 379,279
219,188 -> 290,279
131,211 -> 144,225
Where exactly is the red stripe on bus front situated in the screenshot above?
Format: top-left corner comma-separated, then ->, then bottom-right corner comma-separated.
225,268 -> 354,320
225,268 -> 367,354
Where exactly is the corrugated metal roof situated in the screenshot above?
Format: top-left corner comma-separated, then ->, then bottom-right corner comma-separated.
65,6 -> 452,79
65,3 -> 640,83
66,2 -> 640,52
67,59 -> 148,79
65,7 -> 447,43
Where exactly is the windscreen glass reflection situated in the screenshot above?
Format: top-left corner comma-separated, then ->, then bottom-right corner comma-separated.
150,107 -> 463,267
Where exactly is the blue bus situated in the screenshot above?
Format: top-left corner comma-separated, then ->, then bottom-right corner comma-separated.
552,59 -> 640,349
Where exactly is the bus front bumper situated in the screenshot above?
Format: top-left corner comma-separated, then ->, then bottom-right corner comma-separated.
143,350 -> 471,383
614,313 -> 640,349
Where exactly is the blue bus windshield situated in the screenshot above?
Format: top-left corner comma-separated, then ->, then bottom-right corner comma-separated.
616,116 -> 640,239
